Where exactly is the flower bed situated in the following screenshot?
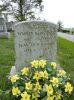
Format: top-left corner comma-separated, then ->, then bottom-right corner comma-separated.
9,60 -> 73,100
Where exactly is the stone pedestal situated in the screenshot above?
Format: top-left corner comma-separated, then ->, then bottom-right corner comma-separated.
0,32 -> 10,38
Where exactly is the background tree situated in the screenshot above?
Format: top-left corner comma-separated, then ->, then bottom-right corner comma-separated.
0,0 -> 43,21
57,21 -> 63,32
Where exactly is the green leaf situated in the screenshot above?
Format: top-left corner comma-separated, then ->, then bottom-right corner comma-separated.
0,89 -> 2,96
19,86 -> 24,91
46,66 -> 52,74
41,96 -> 47,100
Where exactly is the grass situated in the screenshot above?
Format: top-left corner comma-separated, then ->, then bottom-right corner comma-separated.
0,33 -> 15,90
0,34 -> 74,99
57,37 -> 74,99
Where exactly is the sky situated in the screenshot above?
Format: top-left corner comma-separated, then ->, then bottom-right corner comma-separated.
40,0 -> 74,28
0,0 -> 74,28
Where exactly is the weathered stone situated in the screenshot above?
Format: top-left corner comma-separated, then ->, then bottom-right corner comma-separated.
0,17 -> 10,38
14,21 -> 57,72
10,66 -> 17,76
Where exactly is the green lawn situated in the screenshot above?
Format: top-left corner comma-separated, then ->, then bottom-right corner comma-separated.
57,37 -> 74,100
0,34 -> 74,99
0,34 -> 15,90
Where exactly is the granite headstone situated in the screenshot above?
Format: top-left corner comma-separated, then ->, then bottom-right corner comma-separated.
11,21 -> 57,74
0,17 -> 10,38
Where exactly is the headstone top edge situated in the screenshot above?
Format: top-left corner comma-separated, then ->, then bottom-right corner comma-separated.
14,20 -> 57,27
0,17 -> 4,19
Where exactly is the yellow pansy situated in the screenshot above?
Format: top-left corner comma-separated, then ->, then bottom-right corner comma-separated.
12,87 -> 20,96
33,71 -> 41,81
44,70 -> 48,79
31,60 -> 39,68
47,96 -> 54,100
25,82 -> 32,90
65,82 -> 73,94
50,77 -> 59,87
39,59 -> 46,68
11,75 -> 19,84
51,62 -> 57,69
21,91 -> 30,100
21,67 -> 29,75
57,70 -> 66,77
45,84 -> 53,95
35,82 -> 41,90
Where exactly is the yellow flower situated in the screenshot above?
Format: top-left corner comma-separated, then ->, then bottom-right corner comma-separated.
44,70 -> 48,79
12,87 -> 20,96
25,82 -> 32,90
65,82 -> 73,94
50,77 -> 59,87
45,84 -> 53,95
21,67 -> 29,75
39,70 -> 48,79
11,75 -> 19,84
39,71 -> 44,77
31,60 -> 39,68
35,82 -> 41,90
39,59 -> 46,68
51,62 -> 57,69
55,92 -> 61,100
57,70 -> 66,77
33,71 -> 41,81
32,92 -> 39,100
47,96 -> 54,100
21,91 -> 30,100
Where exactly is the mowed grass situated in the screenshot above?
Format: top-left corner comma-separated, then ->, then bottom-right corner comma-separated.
0,33 -> 15,90
0,34 -> 74,99
57,37 -> 74,99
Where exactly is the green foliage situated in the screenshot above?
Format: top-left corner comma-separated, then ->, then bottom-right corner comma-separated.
0,0 -> 43,21
2,60 -> 73,100
57,21 -> 63,32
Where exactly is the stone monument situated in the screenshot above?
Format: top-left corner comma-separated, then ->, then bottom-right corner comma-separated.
0,17 -> 10,38
10,21 -> 57,75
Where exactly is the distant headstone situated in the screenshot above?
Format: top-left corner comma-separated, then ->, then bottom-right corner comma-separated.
11,21 -> 57,74
7,21 -> 14,32
0,17 -> 10,38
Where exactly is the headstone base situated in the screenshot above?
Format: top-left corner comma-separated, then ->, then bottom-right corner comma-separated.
10,64 -> 62,76
0,32 -> 10,38
10,66 -> 17,76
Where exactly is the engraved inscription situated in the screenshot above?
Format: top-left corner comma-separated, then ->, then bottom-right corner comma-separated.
14,21 -> 57,71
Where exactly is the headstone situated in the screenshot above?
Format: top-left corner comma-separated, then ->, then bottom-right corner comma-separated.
0,17 -> 10,38
7,22 -> 14,32
11,21 -> 57,74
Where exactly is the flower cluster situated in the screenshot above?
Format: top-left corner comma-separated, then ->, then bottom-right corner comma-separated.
10,60 -> 73,100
